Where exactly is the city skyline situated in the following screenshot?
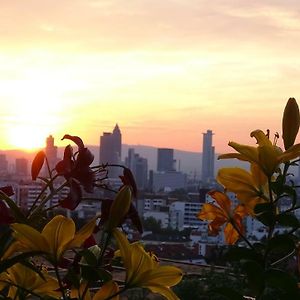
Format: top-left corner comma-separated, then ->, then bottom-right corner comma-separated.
0,1 -> 299,152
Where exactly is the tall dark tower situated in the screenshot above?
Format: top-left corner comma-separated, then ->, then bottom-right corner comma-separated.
157,148 -> 175,172
112,124 -> 122,164
99,124 -> 122,178
45,135 -> 59,173
201,130 -> 215,184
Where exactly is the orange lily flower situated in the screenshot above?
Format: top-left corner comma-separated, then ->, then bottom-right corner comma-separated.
197,191 -> 248,244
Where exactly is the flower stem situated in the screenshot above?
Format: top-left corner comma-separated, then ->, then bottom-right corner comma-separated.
231,220 -> 255,250
54,264 -> 67,300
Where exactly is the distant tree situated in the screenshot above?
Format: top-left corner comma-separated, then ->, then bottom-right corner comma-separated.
142,216 -> 162,233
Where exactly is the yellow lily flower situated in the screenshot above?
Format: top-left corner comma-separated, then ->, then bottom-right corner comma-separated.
219,129 -> 300,176
70,280 -> 119,300
11,215 -> 96,262
113,229 -> 182,300
106,185 -> 132,231
197,191 -> 248,244
217,163 -> 269,213
93,280 -> 120,300
0,263 -> 59,299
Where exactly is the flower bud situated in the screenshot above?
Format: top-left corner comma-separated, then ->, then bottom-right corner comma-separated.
106,185 -> 132,231
282,98 -> 300,150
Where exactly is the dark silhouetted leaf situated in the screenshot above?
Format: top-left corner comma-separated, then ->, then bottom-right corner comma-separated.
127,203 -> 143,233
224,246 -> 263,265
265,268 -> 300,298
119,167 -> 138,198
31,151 -> 45,180
0,199 -> 14,224
254,203 -> 275,226
59,179 -> 82,210
0,186 -> 14,196
81,265 -> 112,282
242,260 -> 265,295
276,213 -> 300,228
214,287 -> 244,300
79,248 -> 98,266
266,234 -> 295,257
0,192 -> 27,223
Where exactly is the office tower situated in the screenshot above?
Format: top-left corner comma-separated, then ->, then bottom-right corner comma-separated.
15,158 -> 28,176
125,148 -> 148,190
99,124 -> 122,178
157,148 -> 175,172
0,154 -> 8,175
201,130 -> 215,184
45,135 -> 59,172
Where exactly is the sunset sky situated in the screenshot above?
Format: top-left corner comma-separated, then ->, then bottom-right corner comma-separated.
0,0 -> 300,152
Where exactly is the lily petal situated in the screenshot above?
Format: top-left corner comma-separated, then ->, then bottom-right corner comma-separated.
197,203 -> 226,221
42,215 -> 75,260
228,142 -> 258,164
68,217 -> 97,249
224,222 -> 240,245
93,281 -> 119,300
147,285 -> 180,300
11,223 -> 49,253
139,266 -> 183,287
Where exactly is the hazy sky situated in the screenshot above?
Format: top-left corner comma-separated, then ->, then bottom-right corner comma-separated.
0,0 -> 300,152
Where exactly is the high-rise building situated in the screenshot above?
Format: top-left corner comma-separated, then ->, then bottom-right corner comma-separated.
0,154 -> 8,175
125,148 -> 148,190
45,135 -> 59,172
99,124 -> 122,178
15,158 -> 28,176
201,130 -> 215,184
157,148 -> 175,172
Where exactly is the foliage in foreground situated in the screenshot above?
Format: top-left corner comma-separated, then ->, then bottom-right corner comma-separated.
0,135 -> 182,299
198,98 -> 300,299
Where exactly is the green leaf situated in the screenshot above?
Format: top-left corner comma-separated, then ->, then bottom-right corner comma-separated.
0,228 -> 13,258
242,260 -> 265,295
276,213 -> 300,228
214,287 -> 244,300
270,175 -> 285,195
254,203 -> 275,226
64,267 -> 80,289
281,185 -> 297,207
81,265 -> 112,282
266,234 -> 295,257
79,248 -> 98,266
223,246 -> 264,265
265,268 -> 300,298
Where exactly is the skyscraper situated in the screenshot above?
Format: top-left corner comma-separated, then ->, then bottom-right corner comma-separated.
99,124 -> 122,178
45,135 -> 59,172
201,130 -> 215,184
125,148 -> 148,190
15,158 -> 28,176
157,148 -> 175,172
0,154 -> 8,175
